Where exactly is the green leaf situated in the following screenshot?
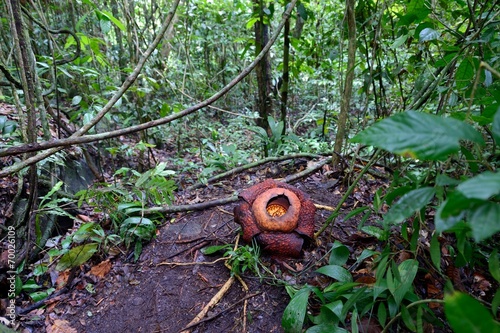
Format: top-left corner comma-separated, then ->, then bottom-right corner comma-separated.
383,187 -> 435,227
378,303 -> 387,327
341,287 -> 368,320
455,57 -> 476,90
351,111 -> 484,161
30,288 -> 55,302
0,323 -> 19,333
323,300 -> 343,321
201,244 -> 231,255
456,171 -> 500,200
445,292 -> 500,333
401,305 -> 416,331
297,2 -> 308,20
387,259 -> 418,308
419,28 -> 440,42
354,249 -> 377,267
493,107 -> 500,144
361,226 -> 389,240
344,206 -> 369,222
305,324 -> 348,333
430,232 -> 442,273
329,241 -> 350,266
56,243 -> 98,271
468,202 -> 500,242
316,265 -> 353,283
492,289 -> 500,318
282,287 -> 311,333
71,95 -> 82,106
99,10 -> 126,31
489,249 -> 500,283
438,191 -> 481,218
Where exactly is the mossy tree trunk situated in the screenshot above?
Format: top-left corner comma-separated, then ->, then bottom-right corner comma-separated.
332,0 -> 356,167
6,0 -> 39,263
253,0 -> 273,151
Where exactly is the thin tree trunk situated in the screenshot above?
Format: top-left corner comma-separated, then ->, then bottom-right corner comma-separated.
280,3 -> 290,135
253,0 -> 273,144
7,0 -> 39,262
332,0 -> 356,167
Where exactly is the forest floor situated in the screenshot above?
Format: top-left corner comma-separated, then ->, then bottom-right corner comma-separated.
13,157 -> 390,333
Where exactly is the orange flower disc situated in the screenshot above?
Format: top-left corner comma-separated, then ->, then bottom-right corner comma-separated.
251,188 -> 301,233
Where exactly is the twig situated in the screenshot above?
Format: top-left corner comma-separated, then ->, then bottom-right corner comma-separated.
282,157 -> 330,183
165,239 -> 210,259
156,257 -> 227,267
142,196 -> 239,215
186,153 -> 323,191
314,150 -> 382,238
144,156 -> 332,215
180,276 -> 235,333
314,204 -> 334,211
178,292 -> 262,332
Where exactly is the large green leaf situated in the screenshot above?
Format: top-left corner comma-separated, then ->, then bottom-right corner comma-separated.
351,111 -> 484,160
328,241 -> 350,266
56,243 -> 98,271
455,57 -> 476,90
316,265 -> 353,283
282,287 -> 311,333
468,202 -> 500,242
383,187 -> 435,227
445,292 -> 500,333
456,171 -> 500,200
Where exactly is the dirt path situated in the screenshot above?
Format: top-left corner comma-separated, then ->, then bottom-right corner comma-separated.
52,178 -> 350,333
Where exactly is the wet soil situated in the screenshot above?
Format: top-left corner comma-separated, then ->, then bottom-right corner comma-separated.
54,175 -> 369,333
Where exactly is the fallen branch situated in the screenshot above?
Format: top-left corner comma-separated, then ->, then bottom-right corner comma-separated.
282,157 -> 330,183
156,257 -> 227,267
180,275 -> 235,333
143,157 -> 331,215
186,153 -> 323,191
142,196 -> 239,215
179,292 -> 262,332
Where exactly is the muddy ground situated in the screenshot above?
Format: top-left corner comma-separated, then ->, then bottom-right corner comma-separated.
7,159 -> 387,333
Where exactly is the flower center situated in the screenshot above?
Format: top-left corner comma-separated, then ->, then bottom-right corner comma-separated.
266,195 -> 290,217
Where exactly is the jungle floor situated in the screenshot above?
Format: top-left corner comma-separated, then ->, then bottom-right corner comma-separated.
6,151 -> 494,333
11,156 -> 395,333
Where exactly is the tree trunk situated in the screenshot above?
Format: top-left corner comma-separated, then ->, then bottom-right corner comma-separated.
7,0 -> 39,262
332,0 -> 356,167
280,3 -> 290,135
253,0 -> 273,143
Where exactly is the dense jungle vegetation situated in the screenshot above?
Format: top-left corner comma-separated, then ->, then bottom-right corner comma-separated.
0,0 -> 499,332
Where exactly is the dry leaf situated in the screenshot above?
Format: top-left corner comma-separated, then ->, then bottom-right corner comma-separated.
76,214 -> 92,222
89,260 -> 112,278
55,270 -> 71,290
46,319 -> 77,333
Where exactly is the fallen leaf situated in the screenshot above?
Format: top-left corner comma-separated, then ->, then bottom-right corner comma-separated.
76,214 -> 92,222
89,260 -> 112,278
46,319 -> 77,333
55,270 -> 71,290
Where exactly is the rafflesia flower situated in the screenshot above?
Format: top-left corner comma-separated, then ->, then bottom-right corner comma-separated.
234,179 -> 316,257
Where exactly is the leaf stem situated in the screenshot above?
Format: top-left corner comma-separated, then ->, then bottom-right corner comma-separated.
314,149 -> 381,238
381,299 -> 445,333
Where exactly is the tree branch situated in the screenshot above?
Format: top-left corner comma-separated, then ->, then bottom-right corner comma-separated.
0,0 -> 300,178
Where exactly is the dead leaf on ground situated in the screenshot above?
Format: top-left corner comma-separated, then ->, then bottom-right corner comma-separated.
89,260 -> 112,278
55,270 -> 71,290
46,319 -> 77,333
